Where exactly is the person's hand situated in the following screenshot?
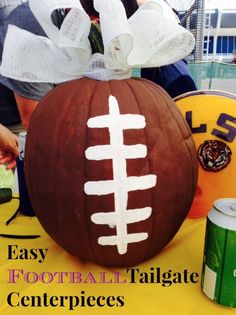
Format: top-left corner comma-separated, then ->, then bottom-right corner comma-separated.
0,125 -> 19,170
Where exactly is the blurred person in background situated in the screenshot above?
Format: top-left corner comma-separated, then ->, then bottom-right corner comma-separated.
0,0 -> 55,131
0,0 -> 56,169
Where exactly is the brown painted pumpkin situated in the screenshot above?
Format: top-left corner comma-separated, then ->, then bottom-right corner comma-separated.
25,78 -> 198,267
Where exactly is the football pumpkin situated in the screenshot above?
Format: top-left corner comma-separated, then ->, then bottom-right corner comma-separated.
25,78 -> 198,267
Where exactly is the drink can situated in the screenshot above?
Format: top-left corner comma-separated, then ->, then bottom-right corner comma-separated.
16,131 -> 35,216
201,198 -> 236,308
18,131 -> 27,161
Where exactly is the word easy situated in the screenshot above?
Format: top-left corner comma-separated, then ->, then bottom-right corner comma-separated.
7,245 -> 48,263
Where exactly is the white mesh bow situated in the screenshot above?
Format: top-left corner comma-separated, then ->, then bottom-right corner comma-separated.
0,0 -> 195,82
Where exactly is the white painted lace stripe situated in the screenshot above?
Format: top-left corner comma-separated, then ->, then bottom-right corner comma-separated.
85,145 -> 113,160
87,114 -> 145,129
85,144 -> 147,160
84,180 -> 114,195
122,144 -> 147,158
125,175 -> 157,191
98,233 -> 148,255
91,207 -> 152,225
85,175 -> 156,195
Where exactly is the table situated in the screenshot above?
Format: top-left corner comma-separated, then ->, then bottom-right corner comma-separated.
0,199 -> 234,315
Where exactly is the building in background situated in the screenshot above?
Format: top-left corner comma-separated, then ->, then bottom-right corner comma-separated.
177,0 -> 236,94
180,0 -> 236,62
203,0 -> 236,61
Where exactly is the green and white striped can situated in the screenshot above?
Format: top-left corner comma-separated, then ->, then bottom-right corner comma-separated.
201,198 -> 236,308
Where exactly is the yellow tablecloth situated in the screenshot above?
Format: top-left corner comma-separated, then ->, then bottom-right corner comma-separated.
0,199 -> 234,315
